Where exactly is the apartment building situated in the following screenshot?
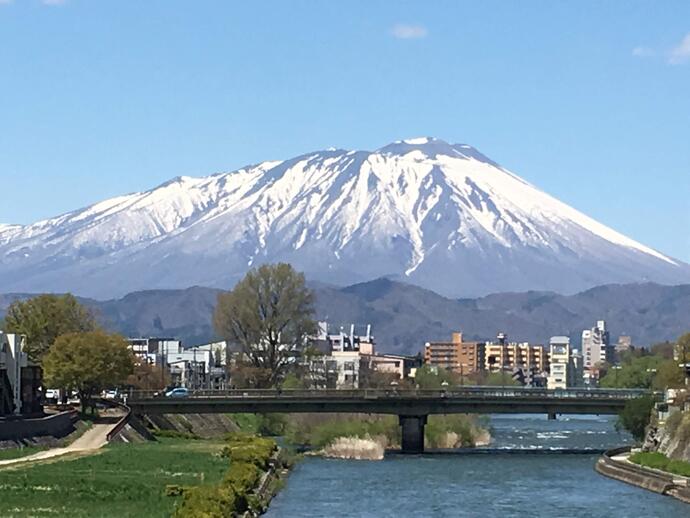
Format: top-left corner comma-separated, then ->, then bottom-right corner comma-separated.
582,320 -> 611,369
424,332 -> 485,376
484,340 -> 548,374
547,336 -> 583,389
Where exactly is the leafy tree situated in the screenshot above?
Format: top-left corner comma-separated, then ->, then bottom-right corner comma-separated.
3,294 -> 97,362
214,263 -> 317,387
652,359 -> 685,390
43,331 -> 134,413
414,365 -> 458,389
599,355 -> 662,389
617,396 -> 655,441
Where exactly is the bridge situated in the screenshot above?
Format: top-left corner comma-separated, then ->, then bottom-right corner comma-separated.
127,387 -> 654,453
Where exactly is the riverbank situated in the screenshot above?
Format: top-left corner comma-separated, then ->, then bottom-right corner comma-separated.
0,437 -> 229,517
172,433 -> 293,517
595,447 -> 690,505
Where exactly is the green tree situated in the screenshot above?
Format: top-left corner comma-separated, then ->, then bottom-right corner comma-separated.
214,264 -> 317,388
3,294 -> 98,362
481,371 -> 521,387
599,355 -> 662,389
414,365 -> 458,389
652,359 -> 686,390
617,396 -> 655,442
43,331 -> 134,413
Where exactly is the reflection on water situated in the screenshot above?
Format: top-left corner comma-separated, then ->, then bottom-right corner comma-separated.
266,415 -> 689,517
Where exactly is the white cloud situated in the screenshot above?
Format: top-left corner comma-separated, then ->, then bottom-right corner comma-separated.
391,23 -> 428,40
632,46 -> 655,58
668,33 -> 690,65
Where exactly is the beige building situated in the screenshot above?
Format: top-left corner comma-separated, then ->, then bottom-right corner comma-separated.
484,342 -> 548,373
547,336 -> 583,389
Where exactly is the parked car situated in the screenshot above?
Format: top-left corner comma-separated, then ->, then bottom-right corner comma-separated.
103,390 -> 119,400
165,387 -> 190,398
44,388 -> 60,403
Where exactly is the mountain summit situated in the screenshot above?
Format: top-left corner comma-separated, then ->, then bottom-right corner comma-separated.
1,138 -> 688,298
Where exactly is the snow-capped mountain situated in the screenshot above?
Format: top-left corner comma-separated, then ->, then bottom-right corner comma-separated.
2,137 -> 689,299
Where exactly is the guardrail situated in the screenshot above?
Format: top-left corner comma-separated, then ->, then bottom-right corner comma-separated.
99,398 -> 132,442
127,387 -> 656,402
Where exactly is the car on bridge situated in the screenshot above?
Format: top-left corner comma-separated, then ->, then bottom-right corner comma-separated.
164,387 -> 190,398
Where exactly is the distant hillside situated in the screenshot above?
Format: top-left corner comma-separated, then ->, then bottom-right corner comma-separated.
2,281 -> 689,356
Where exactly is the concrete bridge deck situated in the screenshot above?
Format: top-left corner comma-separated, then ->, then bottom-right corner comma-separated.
127,387 -> 652,416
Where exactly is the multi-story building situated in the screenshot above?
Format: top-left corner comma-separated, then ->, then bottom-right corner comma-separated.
614,335 -> 633,364
127,337 -> 183,365
127,337 -> 229,389
547,336 -> 583,389
484,336 -> 548,375
582,320 -> 611,369
306,323 -> 379,389
547,336 -> 570,389
0,332 -> 42,416
424,332 -> 485,376
370,353 -> 423,380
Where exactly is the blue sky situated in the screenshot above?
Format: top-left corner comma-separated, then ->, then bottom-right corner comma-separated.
1,0 -> 689,260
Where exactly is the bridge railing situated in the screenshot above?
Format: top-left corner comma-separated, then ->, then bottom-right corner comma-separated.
126,386 -> 656,402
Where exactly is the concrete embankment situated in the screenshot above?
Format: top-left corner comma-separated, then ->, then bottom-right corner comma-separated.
595,447 -> 690,504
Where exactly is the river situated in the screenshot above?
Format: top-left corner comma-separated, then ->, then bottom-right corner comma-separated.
266,414 -> 688,517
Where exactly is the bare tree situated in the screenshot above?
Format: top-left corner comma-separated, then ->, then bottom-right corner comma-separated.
213,263 -> 317,387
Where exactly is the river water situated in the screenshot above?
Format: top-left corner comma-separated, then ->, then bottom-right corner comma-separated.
266,414 -> 688,517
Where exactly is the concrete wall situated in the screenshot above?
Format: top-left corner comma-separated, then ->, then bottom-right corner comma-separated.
595,447 -> 690,504
0,410 -> 77,441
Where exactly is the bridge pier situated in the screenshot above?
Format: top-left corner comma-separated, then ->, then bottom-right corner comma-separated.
399,415 -> 427,454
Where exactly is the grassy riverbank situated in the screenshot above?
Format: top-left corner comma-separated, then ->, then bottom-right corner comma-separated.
629,451 -> 690,477
0,438 -> 228,517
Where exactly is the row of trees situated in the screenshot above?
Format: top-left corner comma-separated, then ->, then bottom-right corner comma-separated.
598,335 -> 689,390
3,294 -> 135,412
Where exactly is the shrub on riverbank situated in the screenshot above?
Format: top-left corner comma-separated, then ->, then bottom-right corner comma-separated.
630,451 -> 690,477
173,434 -> 278,518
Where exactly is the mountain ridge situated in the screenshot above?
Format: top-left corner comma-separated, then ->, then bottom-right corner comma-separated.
2,280 -> 688,356
1,137 -> 688,298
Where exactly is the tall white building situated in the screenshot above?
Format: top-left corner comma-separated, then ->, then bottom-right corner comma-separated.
582,320 -> 611,369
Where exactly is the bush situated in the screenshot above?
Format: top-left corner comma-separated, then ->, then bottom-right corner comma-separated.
617,396 -> 655,441
173,434 -> 278,517
173,485 -> 238,518
629,451 -> 690,477
153,429 -> 199,440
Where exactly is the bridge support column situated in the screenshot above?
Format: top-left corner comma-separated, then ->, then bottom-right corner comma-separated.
399,415 -> 427,454
548,412 -> 557,420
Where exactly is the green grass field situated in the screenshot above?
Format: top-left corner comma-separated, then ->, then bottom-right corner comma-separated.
0,445 -> 49,461
0,438 -> 228,517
